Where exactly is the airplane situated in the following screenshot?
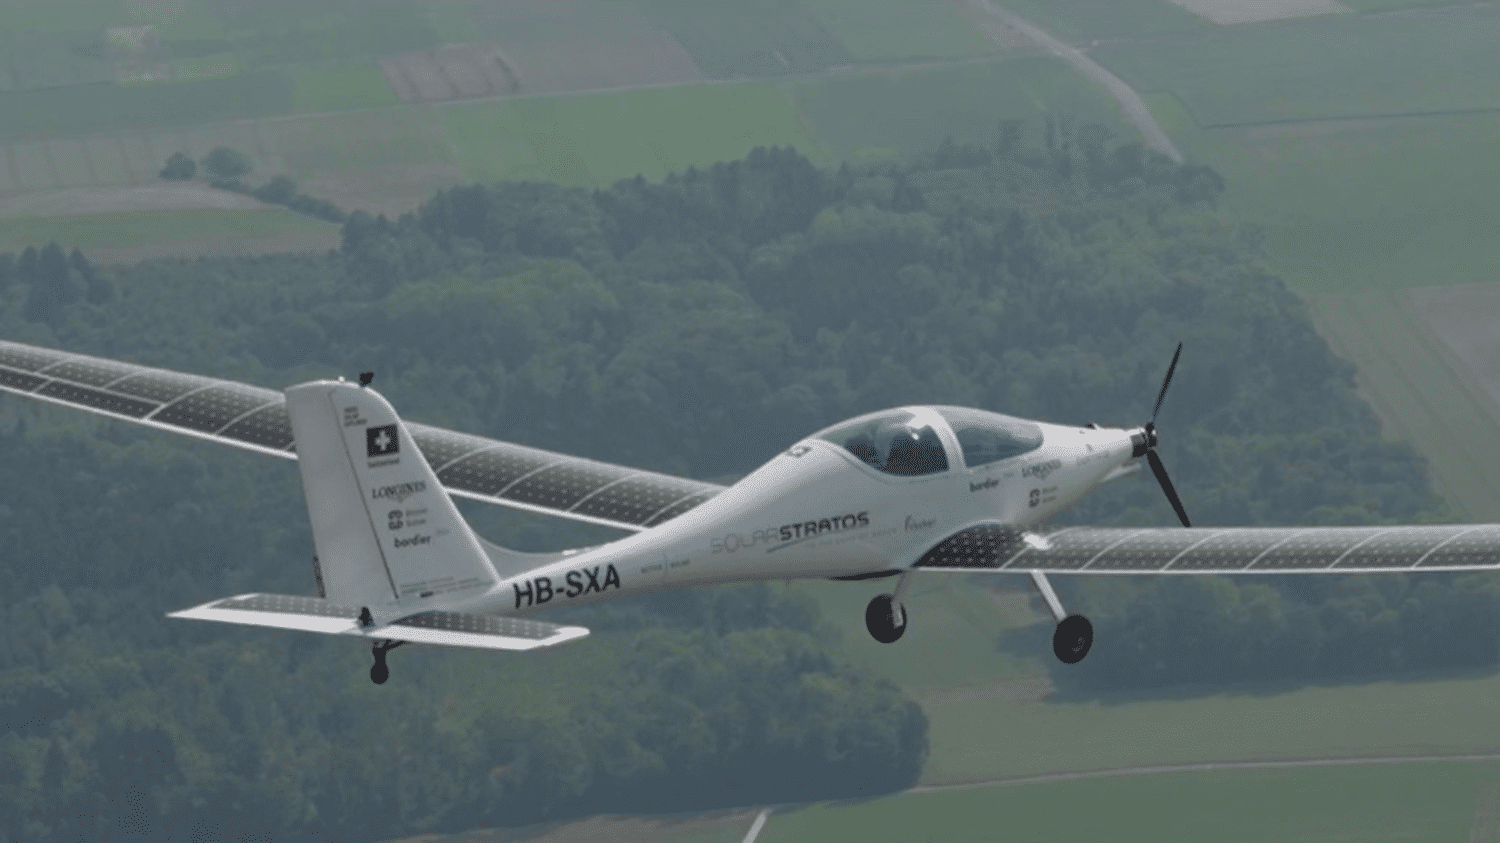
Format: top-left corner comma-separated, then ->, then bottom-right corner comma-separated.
3,337 -> 1499,685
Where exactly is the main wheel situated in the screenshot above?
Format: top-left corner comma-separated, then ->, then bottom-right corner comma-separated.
370,662 -> 390,684
865,593 -> 906,644
1052,614 -> 1093,664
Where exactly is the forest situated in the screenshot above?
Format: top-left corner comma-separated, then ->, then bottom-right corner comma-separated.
1,123 -> 1496,842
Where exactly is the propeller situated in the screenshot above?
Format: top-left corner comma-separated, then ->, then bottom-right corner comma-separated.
1137,343 -> 1190,528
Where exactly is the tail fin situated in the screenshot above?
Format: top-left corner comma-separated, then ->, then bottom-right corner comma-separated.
285,379 -> 498,624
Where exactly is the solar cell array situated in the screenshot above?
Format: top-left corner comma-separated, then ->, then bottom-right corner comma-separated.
0,340 -> 723,531
210,593 -> 580,641
915,523 -> 1500,573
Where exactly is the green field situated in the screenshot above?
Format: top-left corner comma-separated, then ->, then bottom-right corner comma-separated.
1146,96 -> 1500,295
0,71 -> 294,142
806,0 -> 1004,62
439,83 -> 830,187
763,760 -> 1496,843
1306,290 -> 1500,522
290,64 -> 401,113
995,0 -> 1211,42
792,56 -> 1132,162
643,0 -> 853,78
0,209 -> 335,253
1095,5 -> 1500,127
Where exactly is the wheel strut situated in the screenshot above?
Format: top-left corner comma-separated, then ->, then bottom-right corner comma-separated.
1029,571 -> 1094,664
370,639 -> 403,685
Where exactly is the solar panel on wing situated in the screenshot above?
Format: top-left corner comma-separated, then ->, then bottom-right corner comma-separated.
219,403 -> 297,450
437,447 -> 555,496
37,381 -> 157,418
152,386 -> 279,434
572,475 -> 703,524
0,344 -> 65,371
501,461 -> 630,510
38,358 -> 141,387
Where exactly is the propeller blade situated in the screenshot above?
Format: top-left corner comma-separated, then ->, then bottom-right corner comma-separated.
1150,342 -> 1183,424
1146,450 -> 1191,528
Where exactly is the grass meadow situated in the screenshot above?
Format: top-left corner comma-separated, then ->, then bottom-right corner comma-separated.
0,209 -> 332,253
997,0 -> 1212,41
762,759 -> 1495,843
805,0 -> 1003,62
439,83 -> 829,188
1095,5 -> 1500,127
791,56 -> 1132,163
1306,290 -> 1500,522
1165,108 -> 1500,296
289,64 -> 400,112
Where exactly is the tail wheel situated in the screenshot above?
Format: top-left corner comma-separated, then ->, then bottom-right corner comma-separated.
865,593 -> 907,644
1052,614 -> 1093,664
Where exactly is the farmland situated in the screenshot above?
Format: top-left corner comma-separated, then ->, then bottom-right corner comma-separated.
438,82 -> 830,188
0,209 -> 337,257
1093,4 -> 1500,127
762,759 -> 1496,843
791,55 -> 1129,162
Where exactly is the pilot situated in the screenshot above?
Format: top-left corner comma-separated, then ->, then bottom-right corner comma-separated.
885,428 -> 947,476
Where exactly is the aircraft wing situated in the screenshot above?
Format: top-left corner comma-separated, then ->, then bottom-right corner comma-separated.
0,339 -> 722,531
169,593 -> 589,651
914,523 -> 1500,574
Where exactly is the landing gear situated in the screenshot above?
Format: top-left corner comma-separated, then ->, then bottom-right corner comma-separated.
370,639 -> 403,685
1052,614 -> 1093,664
865,571 -> 913,644
865,594 -> 906,643
1030,571 -> 1093,664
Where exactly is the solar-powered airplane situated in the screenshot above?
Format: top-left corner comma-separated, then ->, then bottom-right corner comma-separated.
4,338 -> 1499,684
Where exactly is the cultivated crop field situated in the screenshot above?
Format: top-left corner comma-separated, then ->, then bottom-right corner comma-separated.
439,83 -> 830,187
1095,4 -> 1500,127
762,760 -> 1497,843
0,209 -> 335,256
1307,289 -> 1500,522
791,56 -> 1130,162
995,0 -> 1212,42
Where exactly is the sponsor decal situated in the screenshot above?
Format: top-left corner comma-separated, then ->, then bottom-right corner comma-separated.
514,563 -> 621,608
367,424 -> 399,458
904,515 -> 935,532
394,533 -> 431,549
711,525 -> 781,554
387,509 -> 403,530
342,406 -> 366,428
771,511 -> 870,549
372,480 -> 427,504
1030,486 -> 1059,508
1022,459 -> 1063,480
970,477 -> 999,493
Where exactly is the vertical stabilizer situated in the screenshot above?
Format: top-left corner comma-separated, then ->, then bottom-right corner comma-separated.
285,380 -> 497,623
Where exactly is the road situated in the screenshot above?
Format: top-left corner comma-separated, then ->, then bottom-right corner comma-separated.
966,0 -> 1184,163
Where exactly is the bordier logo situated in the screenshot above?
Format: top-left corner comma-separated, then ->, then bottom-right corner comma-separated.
367,424 -> 399,457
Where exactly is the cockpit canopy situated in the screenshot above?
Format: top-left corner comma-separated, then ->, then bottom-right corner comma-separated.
816,406 -> 1044,476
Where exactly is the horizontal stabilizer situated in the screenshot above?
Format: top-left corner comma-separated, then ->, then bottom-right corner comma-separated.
168,593 -> 588,651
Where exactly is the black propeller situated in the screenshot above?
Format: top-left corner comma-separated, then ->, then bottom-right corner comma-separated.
1137,343 -> 1190,528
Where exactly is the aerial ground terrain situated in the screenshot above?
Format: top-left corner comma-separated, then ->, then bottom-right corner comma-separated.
4,1 -> 1500,841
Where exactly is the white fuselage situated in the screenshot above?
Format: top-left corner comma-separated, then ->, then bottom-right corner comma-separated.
444,419 -> 1141,618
